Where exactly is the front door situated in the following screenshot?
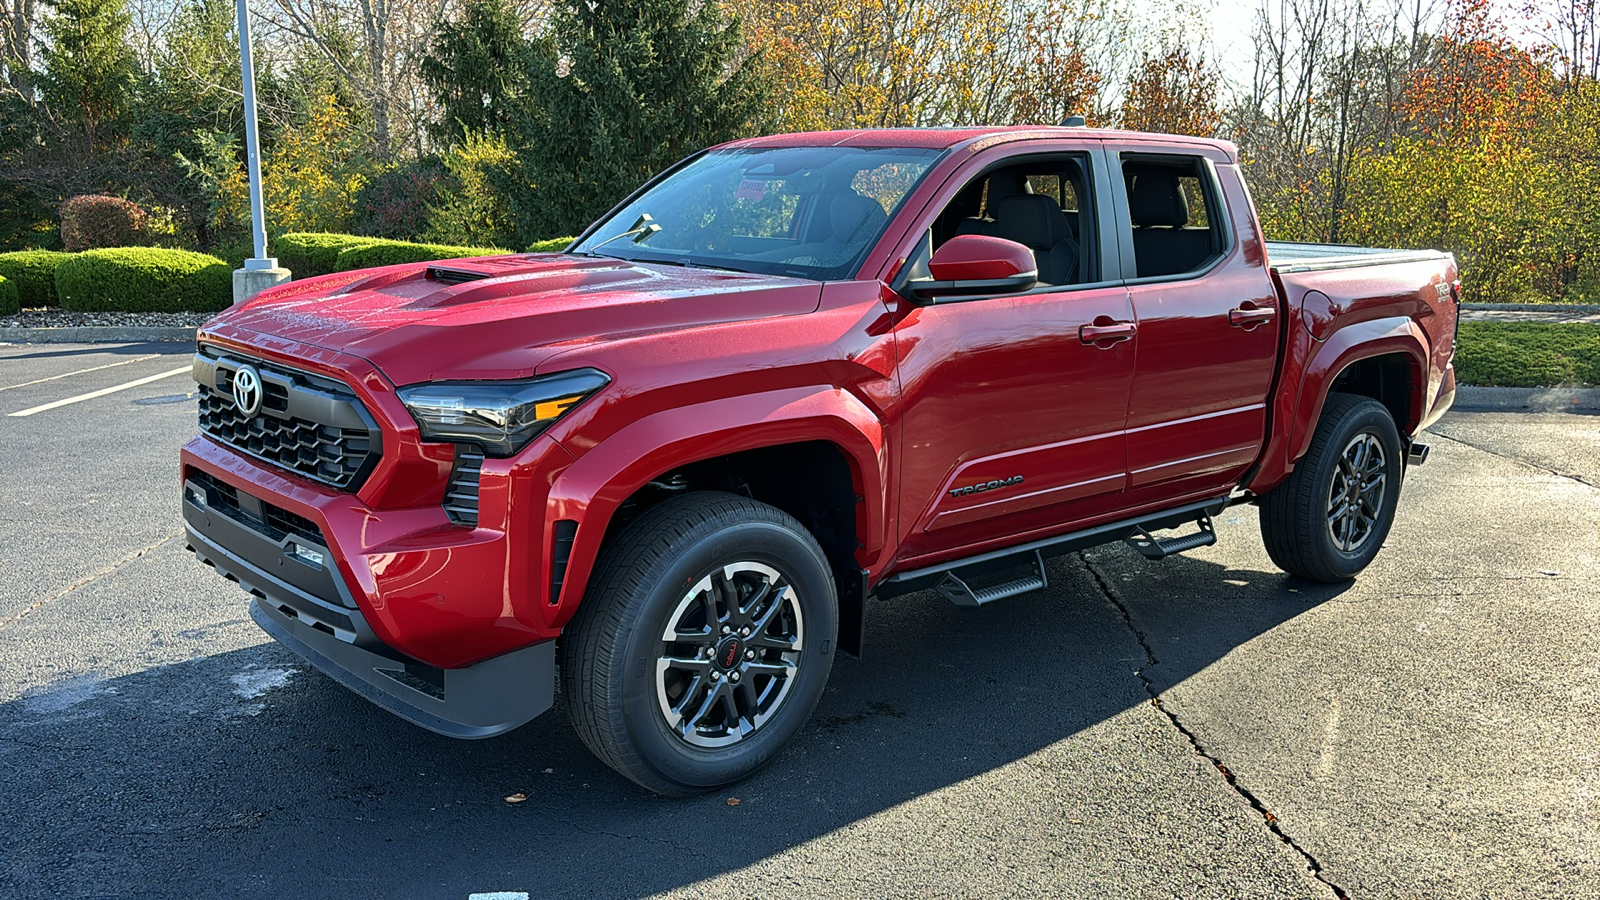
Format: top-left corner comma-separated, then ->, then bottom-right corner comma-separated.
888,149 -> 1139,564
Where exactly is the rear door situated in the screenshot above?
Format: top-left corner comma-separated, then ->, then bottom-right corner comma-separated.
1106,145 -> 1281,502
883,144 -> 1139,564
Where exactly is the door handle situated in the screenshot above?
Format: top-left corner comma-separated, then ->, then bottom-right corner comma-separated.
1079,321 -> 1136,346
1229,304 -> 1276,328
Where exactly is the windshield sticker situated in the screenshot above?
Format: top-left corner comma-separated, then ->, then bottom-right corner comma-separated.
735,179 -> 767,201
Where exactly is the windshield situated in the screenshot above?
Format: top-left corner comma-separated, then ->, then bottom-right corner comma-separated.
571,146 -> 941,281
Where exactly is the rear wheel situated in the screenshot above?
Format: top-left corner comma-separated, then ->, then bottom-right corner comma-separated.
1260,393 -> 1404,582
561,492 -> 837,796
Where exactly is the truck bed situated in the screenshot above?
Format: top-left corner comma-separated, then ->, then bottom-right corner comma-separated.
1265,241 -> 1449,274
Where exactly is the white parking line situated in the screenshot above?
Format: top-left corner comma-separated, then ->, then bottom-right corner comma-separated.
0,353 -> 161,393
7,365 -> 192,417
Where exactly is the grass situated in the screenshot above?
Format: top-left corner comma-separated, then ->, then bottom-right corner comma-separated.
1454,322 -> 1600,387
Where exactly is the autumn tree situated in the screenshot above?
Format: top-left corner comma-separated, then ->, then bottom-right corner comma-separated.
261,0 -> 452,157
1119,42 -> 1222,135
741,0 -> 1128,129
1341,0 -> 1600,302
1233,0 -> 1443,242
1006,0 -> 1110,126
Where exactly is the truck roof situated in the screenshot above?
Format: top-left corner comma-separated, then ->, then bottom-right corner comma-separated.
718,127 -> 1239,162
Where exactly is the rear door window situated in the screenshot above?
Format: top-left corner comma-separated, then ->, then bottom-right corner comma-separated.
1120,157 -> 1225,280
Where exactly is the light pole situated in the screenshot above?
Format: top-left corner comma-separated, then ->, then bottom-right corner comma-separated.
232,0 -> 291,303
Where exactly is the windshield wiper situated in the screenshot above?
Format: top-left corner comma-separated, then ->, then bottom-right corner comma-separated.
580,213 -> 661,258
684,260 -> 751,274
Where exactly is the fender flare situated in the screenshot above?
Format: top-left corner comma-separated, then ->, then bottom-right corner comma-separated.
1285,316 -> 1431,466
539,385 -> 889,629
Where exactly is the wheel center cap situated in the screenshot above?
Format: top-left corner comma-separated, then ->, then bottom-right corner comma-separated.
714,637 -> 745,671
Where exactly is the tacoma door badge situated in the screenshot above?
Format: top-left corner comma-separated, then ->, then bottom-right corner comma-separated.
949,475 -> 1024,498
232,364 -> 264,418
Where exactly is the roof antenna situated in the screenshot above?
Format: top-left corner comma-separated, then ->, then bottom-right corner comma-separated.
1061,114 -> 1087,127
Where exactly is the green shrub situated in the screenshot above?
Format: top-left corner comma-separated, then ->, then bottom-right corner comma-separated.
55,248 -> 232,312
0,250 -> 74,307
333,241 -> 505,272
0,275 -> 18,315
276,233 -> 383,279
526,237 -> 574,253
421,134 -> 521,249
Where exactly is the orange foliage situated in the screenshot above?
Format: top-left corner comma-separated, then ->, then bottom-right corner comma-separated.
1119,44 -> 1223,137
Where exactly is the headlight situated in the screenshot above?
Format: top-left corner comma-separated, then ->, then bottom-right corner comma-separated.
397,368 -> 610,457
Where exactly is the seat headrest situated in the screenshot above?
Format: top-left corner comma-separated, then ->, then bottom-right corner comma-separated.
1127,170 -> 1190,228
991,194 -> 1067,249
830,193 -> 885,241
986,169 -> 1030,205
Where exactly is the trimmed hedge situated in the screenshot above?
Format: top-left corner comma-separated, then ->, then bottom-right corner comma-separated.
276,233 -> 383,279
0,275 -> 18,315
0,250 -> 74,307
333,240 -> 506,272
55,248 -> 232,312
278,233 -> 574,279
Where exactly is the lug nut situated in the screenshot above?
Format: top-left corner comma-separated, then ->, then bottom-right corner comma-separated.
740,627 -> 750,637
729,672 -> 741,682
704,646 -> 716,658
745,650 -> 755,660
710,671 -> 720,682
722,625 -> 731,635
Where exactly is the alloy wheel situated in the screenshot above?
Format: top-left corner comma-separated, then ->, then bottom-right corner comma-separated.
1326,432 -> 1388,553
655,562 -> 804,748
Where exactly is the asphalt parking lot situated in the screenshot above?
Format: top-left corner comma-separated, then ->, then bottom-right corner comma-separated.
1,341 -> 1596,899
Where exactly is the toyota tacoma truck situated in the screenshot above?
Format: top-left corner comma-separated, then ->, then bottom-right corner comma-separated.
181,126 -> 1459,795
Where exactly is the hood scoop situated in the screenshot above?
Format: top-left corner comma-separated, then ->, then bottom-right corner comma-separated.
423,253 -> 574,285
427,264 -> 492,285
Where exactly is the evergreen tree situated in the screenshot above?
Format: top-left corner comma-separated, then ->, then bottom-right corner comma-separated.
421,0 -> 529,145
504,0 -> 771,243
134,0 -> 242,247
37,0 -> 136,152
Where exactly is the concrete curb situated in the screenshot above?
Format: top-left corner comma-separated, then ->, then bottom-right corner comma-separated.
0,326 -> 197,344
1455,385 -> 1600,413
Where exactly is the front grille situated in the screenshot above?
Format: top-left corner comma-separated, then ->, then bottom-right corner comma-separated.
194,347 -> 381,490
443,445 -> 485,525
187,468 -> 323,549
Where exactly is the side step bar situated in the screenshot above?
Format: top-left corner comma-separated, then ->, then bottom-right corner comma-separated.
935,550 -> 1048,608
1124,514 -> 1215,560
876,496 -> 1232,604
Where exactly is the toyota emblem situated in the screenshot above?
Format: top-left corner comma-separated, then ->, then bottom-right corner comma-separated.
232,364 -> 264,418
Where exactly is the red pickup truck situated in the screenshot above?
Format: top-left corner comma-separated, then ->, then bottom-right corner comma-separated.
181,126 -> 1458,795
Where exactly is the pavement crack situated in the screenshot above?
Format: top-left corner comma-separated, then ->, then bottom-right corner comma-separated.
1431,431 -> 1597,488
1078,552 -> 1351,900
0,530 -> 183,632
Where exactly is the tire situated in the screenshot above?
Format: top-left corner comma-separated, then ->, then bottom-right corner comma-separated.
1260,392 -> 1404,583
561,491 -> 837,796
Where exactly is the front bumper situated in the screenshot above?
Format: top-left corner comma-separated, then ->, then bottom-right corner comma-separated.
183,469 -> 554,739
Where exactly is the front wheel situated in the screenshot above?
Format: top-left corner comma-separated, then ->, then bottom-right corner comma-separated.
1259,393 -> 1404,582
561,492 -> 837,796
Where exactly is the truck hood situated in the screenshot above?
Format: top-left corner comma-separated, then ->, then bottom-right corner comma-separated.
205,254 -> 824,385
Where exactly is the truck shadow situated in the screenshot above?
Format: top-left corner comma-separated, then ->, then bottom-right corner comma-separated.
0,545 -> 1349,899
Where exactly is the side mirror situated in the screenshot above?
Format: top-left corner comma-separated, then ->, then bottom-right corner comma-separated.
907,235 -> 1038,303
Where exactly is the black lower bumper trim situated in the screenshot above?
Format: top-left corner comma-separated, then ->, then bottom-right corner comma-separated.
251,600 -> 553,740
